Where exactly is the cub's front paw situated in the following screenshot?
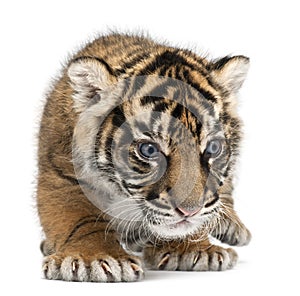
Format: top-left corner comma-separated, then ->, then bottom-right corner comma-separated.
144,245 -> 238,271
43,253 -> 144,282
212,221 -> 252,246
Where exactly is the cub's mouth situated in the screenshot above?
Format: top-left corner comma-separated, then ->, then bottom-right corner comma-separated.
144,198 -> 220,240
172,219 -> 191,227
147,213 -> 210,240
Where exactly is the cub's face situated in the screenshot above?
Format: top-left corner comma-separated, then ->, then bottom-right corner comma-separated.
69,56 -> 249,243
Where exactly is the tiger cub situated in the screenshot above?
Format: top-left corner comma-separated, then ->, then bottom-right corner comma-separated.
38,33 -> 251,282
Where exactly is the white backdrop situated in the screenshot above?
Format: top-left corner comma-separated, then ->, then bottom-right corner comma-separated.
1,0 -> 299,295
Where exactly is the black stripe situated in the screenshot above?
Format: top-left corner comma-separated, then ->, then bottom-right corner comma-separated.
140,96 -> 169,110
131,164 -> 149,174
130,152 -> 151,169
137,50 -> 200,76
121,180 -> 134,195
94,125 -> 104,170
115,154 -> 151,178
181,69 -> 217,103
185,104 -> 203,138
104,106 -> 126,165
153,101 -> 170,113
137,49 -> 214,93
179,52 -> 216,88
140,95 -> 157,106
169,102 -> 203,138
104,134 -> 114,166
187,89 -> 215,118
204,193 -> 220,208
117,146 -> 151,177
171,103 -> 184,119
211,56 -> 232,70
47,152 -> 79,186
156,64 -> 171,76
123,181 -> 143,190
186,104 -> 204,127
178,49 -> 206,70
142,131 -> 155,139
78,229 -> 103,241
63,216 -> 99,245
94,107 -> 127,171
174,64 -> 183,82
111,105 -> 126,128
146,191 -> 159,201
136,50 -> 177,75
116,52 -> 152,74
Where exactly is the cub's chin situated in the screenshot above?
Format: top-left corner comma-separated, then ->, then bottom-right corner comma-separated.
148,216 -> 209,240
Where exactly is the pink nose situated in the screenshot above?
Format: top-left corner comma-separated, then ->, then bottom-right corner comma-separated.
175,206 -> 201,217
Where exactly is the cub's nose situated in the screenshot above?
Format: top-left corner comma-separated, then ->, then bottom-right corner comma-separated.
175,206 -> 201,217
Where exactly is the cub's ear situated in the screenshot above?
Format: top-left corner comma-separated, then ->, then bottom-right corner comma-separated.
68,57 -> 116,112
210,55 -> 250,94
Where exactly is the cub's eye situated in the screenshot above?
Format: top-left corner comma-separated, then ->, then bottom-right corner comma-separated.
204,140 -> 222,158
138,142 -> 160,159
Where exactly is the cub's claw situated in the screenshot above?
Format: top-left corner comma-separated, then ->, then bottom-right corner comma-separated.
43,254 -> 144,282
144,245 -> 238,271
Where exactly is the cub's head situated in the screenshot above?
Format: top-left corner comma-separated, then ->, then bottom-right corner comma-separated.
68,54 -> 249,245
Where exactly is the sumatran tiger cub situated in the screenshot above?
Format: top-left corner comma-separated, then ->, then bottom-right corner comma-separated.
37,33 -> 251,282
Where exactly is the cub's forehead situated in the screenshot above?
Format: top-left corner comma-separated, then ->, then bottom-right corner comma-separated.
93,75 -> 226,152
120,77 -> 219,127
120,75 -> 211,103
121,88 -> 215,117
119,93 -> 222,151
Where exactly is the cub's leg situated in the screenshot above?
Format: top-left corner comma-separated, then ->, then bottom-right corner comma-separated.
38,182 -> 143,282
143,239 -> 237,271
211,196 -> 251,246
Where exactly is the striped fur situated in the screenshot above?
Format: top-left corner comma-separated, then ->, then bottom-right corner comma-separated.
37,33 -> 251,282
